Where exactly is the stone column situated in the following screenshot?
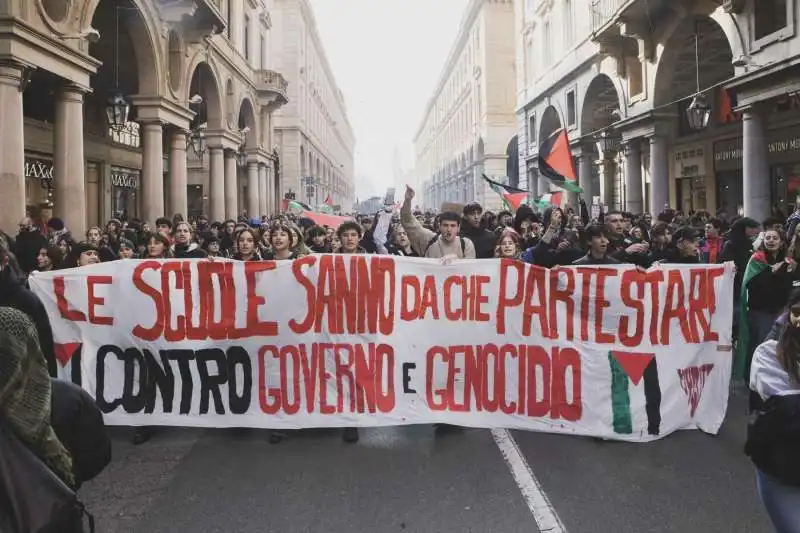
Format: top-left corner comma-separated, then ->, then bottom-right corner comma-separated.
258,164 -> 268,216
266,163 -> 275,213
578,152 -> 594,209
648,136 -> 669,216
597,158 -> 616,209
743,106 -> 771,223
169,129 -> 188,218
247,161 -> 259,219
224,150 -> 238,219
0,62 -> 27,234
54,84 -> 88,237
208,147 -> 225,222
141,121 -> 164,224
624,141 -> 644,214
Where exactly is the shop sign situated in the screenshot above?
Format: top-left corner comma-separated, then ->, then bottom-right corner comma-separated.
111,169 -> 139,189
25,159 -> 54,181
673,146 -> 706,178
714,125 -> 800,170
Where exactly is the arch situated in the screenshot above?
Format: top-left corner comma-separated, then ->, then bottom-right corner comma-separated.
506,135 -> 520,189
237,97 -> 258,150
187,61 -> 223,129
539,106 -> 563,146
653,15 -> 735,108
84,0 -> 161,95
580,74 -> 622,136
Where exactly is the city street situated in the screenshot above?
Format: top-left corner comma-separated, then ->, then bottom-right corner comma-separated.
81,387 -> 771,533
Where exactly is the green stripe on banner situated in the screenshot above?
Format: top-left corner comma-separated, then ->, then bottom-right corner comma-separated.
609,352 -> 632,434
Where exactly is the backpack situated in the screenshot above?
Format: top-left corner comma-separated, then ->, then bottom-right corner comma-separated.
0,421 -> 95,533
425,235 -> 466,257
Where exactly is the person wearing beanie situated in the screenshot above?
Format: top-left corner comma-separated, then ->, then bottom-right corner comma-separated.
118,239 -> 136,259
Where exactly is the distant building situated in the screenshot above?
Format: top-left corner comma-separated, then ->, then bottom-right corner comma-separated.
416,0 -> 517,212
272,0 -> 356,209
357,196 -> 383,215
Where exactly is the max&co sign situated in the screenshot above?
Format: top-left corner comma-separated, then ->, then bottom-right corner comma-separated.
25,159 -> 53,181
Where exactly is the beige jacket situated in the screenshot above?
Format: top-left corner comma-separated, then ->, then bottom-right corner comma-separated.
400,205 -> 476,259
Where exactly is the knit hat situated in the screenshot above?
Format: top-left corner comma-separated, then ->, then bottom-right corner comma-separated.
118,239 -> 135,251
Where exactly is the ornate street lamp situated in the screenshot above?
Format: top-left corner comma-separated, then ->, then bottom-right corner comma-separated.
686,94 -> 711,131
106,93 -> 130,130
187,123 -> 207,159
237,149 -> 248,168
686,21 -> 712,131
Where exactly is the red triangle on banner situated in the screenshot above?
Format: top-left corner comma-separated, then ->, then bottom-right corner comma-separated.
677,364 -> 715,417
54,343 -> 81,367
610,350 -> 655,386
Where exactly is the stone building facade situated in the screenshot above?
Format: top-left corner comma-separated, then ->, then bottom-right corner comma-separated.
517,0 -> 800,221
416,0 -> 517,212
0,0 -> 347,237
270,0 -> 355,211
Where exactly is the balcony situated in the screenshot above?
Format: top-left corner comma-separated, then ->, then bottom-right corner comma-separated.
255,70 -> 289,109
591,0 -> 631,33
156,0 -> 226,39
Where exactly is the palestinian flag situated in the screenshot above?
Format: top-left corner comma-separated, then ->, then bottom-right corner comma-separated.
608,350 -> 662,436
735,250 -> 771,380
538,129 -> 582,193
533,192 -> 563,210
482,174 -> 528,211
324,194 -> 334,207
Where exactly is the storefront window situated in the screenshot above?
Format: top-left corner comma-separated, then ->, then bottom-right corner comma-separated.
716,170 -> 743,218
188,185 -> 204,218
24,157 -> 54,212
110,167 -> 140,220
772,164 -> 800,218
676,177 -> 707,214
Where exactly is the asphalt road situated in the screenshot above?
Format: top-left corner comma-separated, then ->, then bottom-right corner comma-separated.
81,387 -> 773,533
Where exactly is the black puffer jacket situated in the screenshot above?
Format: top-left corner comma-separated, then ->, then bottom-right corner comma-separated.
50,379 -> 111,489
461,222 -> 495,259
0,268 -> 56,376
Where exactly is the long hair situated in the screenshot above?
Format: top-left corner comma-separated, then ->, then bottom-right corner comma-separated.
777,289 -> 800,383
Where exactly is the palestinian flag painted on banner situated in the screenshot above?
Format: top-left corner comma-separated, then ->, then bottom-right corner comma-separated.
533,192 -> 563,210
607,350 -> 661,436
482,174 -> 528,211
538,129 -> 582,194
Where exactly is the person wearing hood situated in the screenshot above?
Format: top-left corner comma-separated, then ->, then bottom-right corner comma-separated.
461,202 -> 495,259
0,244 -> 57,377
171,221 -> 207,259
15,217 -> 48,275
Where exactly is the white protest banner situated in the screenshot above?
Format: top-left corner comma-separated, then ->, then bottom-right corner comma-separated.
29,257 -> 734,442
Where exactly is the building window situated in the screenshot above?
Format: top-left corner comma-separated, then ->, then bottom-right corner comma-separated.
109,122 -> 141,148
566,88 -> 577,128
528,113 -> 536,146
755,0 -> 788,41
244,14 -> 250,59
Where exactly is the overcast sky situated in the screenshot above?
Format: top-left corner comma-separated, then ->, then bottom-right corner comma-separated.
309,0 -> 470,198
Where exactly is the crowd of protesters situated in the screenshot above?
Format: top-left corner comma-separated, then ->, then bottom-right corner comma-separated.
5,186 -> 800,530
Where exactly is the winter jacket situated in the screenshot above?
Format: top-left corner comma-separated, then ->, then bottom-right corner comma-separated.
460,222 -> 495,259
171,243 -> 208,259
572,253 -> 620,265
0,269 -> 56,376
50,379 -> 111,489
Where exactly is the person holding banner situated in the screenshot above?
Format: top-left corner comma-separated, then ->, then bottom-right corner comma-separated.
263,224 -> 304,261
572,224 -> 619,266
494,228 -> 522,260
232,228 -> 265,262
170,221 -> 207,259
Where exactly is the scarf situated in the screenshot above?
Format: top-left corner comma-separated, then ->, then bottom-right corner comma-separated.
0,307 -> 74,486
736,251 -> 772,380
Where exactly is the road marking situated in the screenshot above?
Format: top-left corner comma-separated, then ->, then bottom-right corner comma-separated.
492,429 -> 567,533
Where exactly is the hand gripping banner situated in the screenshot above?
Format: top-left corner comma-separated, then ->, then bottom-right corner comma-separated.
29,257 -> 735,442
